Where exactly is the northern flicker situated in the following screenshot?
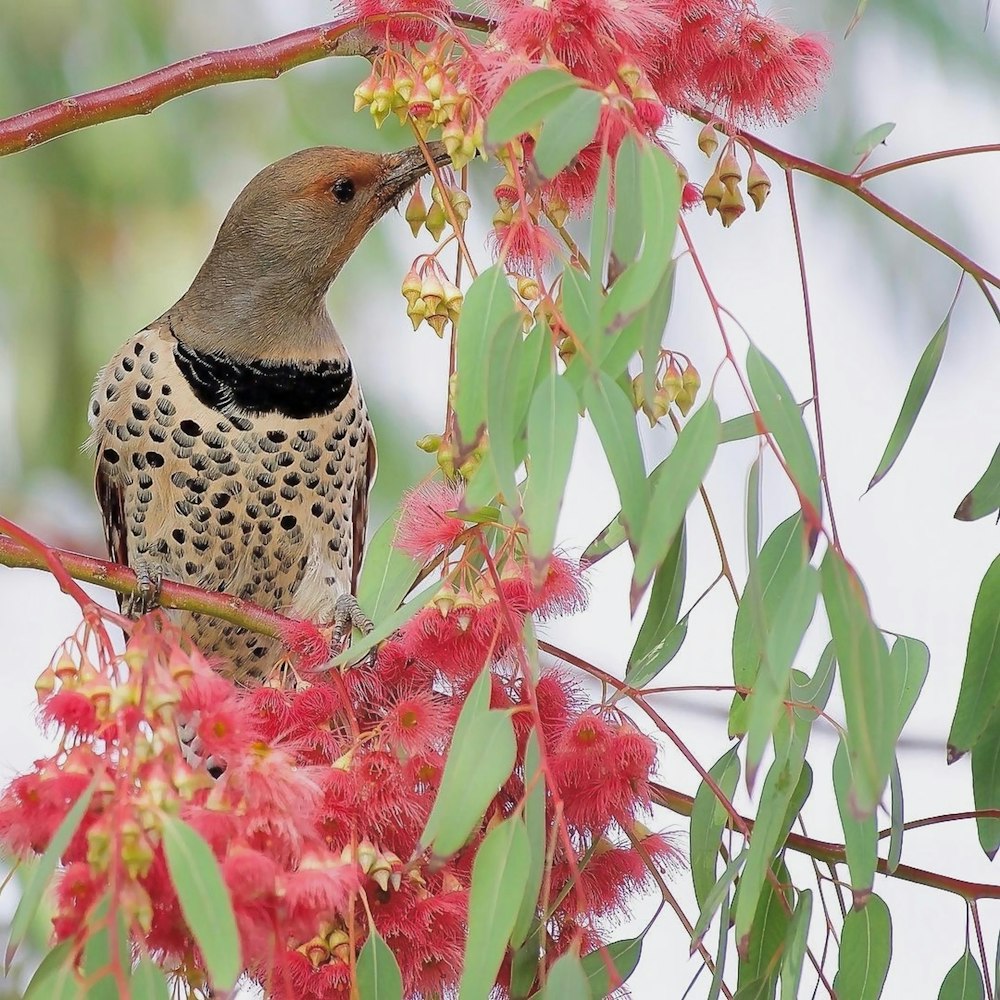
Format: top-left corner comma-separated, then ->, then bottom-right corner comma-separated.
88,144 -> 446,680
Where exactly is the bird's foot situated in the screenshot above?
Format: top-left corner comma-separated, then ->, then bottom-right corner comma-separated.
330,594 -> 377,668
127,562 -> 162,617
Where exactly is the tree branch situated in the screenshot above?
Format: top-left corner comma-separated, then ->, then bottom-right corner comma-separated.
652,783 -> 1000,902
0,534 -> 301,641
0,18 -> 377,157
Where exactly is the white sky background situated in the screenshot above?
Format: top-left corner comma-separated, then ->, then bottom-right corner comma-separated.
1,1 -> 999,996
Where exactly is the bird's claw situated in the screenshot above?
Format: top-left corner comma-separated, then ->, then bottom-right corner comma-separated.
127,563 -> 162,617
330,595 -> 378,668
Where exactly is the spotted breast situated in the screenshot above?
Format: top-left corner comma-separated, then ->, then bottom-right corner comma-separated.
88,321 -> 375,680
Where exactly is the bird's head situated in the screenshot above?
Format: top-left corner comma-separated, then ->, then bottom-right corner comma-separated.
179,144 -> 450,358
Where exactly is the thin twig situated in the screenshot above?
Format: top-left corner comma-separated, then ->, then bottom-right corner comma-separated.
784,171 -> 840,549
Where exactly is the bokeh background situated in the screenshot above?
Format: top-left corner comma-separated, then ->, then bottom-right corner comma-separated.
0,0 -> 997,996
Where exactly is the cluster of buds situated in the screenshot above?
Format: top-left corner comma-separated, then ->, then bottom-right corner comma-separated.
698,128 -> 772,228
401,260 -> 464,336
404,181 -> 471,241
353,46 -> 485,170
631,355 -> 702,425
353,839 -> 405,893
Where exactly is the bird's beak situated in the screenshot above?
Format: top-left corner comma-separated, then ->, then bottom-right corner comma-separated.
377,142 -> 451,210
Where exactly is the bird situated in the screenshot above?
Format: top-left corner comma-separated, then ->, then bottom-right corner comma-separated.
87,143 -> 448,682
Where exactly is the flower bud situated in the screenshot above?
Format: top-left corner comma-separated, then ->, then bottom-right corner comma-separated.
424,201 -> 447,241
420,273 -> 445,312
516,274 -> 541,300
426,313 -> 449,337
442,280 -> 464,321
424,71 -> 444,100
449,189 -> 472,223
357,839 -> 378,873
746,160 -> 771,211
717,148 -> 742,194
370,76 -> 395,128
404,189 -> 427,238
53,652 -> 78,683
406,297 -> 428,331
401,266 -> 422,307
407,77 -> 434,120
393,71 -> 413,104
630,373 -> 645,411
34,666 -> 56,704
442,118 -> 465,161
298,936 -> 330,968
327,929 -> 351,964
718,184 -> 745,228
697,123 -> 719,157
702,171 -> 725,215
617,60 -> 642,90
545,193 -> 569,229
353,71 -> 377,112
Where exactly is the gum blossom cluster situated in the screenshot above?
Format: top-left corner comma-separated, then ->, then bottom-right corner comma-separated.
351,0 -> 830,265
0,483 -> 680,999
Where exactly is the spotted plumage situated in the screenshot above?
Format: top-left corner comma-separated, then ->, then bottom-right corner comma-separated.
88,144 -> 447,680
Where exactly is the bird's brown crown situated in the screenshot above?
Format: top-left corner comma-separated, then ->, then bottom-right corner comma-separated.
171,144 -> 446,360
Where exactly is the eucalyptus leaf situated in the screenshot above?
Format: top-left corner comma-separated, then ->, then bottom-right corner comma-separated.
486,69 -> 582,145
534,88 -> 602,178
955,443 -> 1000,521
832,895 -> 893,1000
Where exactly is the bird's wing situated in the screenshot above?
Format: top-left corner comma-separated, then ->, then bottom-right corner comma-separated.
352,429 -> 377,596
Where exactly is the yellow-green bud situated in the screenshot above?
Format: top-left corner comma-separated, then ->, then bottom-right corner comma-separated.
404,189 -> 427,238
717,148 -> 742,194
718,184 -> 745,228
424,201 -> 447,241
746,160 -> 771,211
702,170 -> 725,215
697,123 -> 719,157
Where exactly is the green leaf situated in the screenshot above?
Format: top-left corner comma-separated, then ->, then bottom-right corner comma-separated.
580,937 -> 643,999
732,515 -> 808,694
620,145 -> 681,310
561,265 -> 603,367
421,667 -> 517,858
510,928 -> 542,1000
626,524 -> 687,687
734,730 -> 811,952
955,444 -> 1000,521
938,950 -> 985,1000
690,745 -> 742,909
542,951 -> 590,1000
357,507 -> 423,623
454,265 -> 519,449
888,635 -> 929,734
6,776 -> 98,971
821,549 -> 896,815
746,457 -> 762,562
522,372 -> 579,577
512,730 -> 546,947
638,262 -> 677,413
971,727 -> 1000,858
486,317 -> 529,503
746,346 -> 821,515
601,261 -> 676,383
330,578 -> 439,667
459,816 -> 531,1000
779,890 -> 813,1000
737,858 -> 792,995
949,553 -> 1000,757
611,135 -> 644,270
160,814 -> 241,990
745,562 -> 819,779
708,892 -> 733,1000
691,849 -> 746,951
23,941 -> 77,1000
832,895 -> 893,1000
81,895 -> 128,1000
720,405 -> 807,444
357,926 -> 403,1000
887,759 -> 905,873
632,400 -> 720,597
867,299 -> 953,490
834,739 -> 877,904
534,89 -> 602,179
589,156 -> 612,286
486,69 -> 582,145
851,121 -> 896,156
131,957 -> 171,1000
583,370 -> 648,548
790,642 -> 837,719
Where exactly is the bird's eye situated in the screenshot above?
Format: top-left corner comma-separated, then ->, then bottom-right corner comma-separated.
330,177 -> 355,203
